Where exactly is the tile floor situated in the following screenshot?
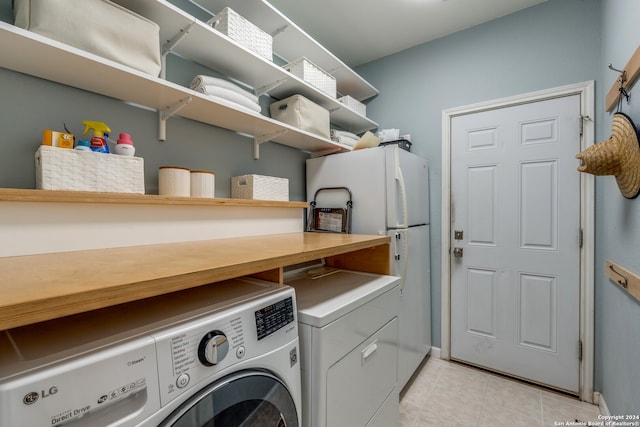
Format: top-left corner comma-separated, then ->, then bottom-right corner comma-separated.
400,356 -> 602,427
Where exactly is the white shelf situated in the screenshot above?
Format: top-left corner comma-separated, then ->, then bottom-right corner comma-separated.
196,0 -> 379,102
112,0 -> 378,134
0,21 -> 355,155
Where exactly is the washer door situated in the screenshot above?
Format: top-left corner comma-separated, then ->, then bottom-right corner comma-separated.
160,370 -> 298,427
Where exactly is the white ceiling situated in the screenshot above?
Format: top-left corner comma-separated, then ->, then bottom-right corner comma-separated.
269,0 -> 547,67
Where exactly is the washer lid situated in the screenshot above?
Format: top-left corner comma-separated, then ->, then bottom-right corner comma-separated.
286,268 -> 401,327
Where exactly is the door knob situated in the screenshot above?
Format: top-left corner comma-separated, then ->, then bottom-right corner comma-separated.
453,247 -> 463,258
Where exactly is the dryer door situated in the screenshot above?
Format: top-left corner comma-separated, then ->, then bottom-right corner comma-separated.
160,370 -> 298,427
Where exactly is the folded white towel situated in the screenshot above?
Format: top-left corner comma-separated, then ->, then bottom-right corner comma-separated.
332,129 -> 360,140
194,85 -> 261,113
331,129 -> 360,146
190,75 -> 259,103
206,94 -> 262,115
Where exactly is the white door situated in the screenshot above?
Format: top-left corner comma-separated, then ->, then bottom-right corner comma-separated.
450,94 -> 581,393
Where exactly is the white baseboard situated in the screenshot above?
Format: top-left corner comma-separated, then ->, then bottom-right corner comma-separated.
429,346 -> 442,359
594,392 -> 610,416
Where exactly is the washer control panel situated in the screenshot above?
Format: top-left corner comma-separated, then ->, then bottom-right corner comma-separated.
153,288 -> 297,407
198,330 -> 229,366
255,296 -> 295,340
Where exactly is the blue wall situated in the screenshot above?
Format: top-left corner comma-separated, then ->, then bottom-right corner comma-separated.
597,0 -> 640,415
357,0 -> 640,414
356,0 -> 602,351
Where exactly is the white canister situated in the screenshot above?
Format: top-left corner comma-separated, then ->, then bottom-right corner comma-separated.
190,170 -> 215,198
158,166 -> 190,197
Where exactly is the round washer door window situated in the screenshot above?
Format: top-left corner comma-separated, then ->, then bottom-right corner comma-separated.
160,370 -> 298,427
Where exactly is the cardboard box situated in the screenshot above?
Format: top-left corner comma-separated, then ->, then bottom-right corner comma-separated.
42,130 -> 73,149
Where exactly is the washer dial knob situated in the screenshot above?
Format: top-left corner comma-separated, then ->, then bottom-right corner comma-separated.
198,330 -> 229,366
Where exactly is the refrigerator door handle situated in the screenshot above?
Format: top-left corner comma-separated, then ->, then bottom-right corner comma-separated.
393,231 -> 409,292
394,154 -> 409,228
401,231 -> 409,291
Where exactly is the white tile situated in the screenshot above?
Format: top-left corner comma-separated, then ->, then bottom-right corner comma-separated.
400,357 -> 601,427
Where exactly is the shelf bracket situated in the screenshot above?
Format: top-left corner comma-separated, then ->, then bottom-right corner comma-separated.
327,66 -> 342,76
158,97 -> 192,141
270,24 -> 289,38
254,130 -> 288,159
162,20 -> 197,56
256,78 -> 288,97
159,20 -> 197,79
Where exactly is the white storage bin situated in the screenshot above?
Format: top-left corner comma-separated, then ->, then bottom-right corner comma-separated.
231,174 -> 289,201
338,95 -> 366,116
270,95 -> 330,139
35,146 -> 145,194
14,0 -> 161,76
284,57 -> 336,98
212,7 -> 272,61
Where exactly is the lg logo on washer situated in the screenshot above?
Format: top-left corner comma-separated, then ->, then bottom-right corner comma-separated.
23,386 -> 58,405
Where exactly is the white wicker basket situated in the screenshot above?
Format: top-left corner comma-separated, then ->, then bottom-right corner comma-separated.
35,146 -> 145,194
231,174 -> 289,201
284,57 -> 336,98
212,7 -> 272,61
338,95 -> 366,116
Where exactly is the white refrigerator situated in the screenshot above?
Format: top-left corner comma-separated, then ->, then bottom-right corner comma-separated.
306,144 -> 431,389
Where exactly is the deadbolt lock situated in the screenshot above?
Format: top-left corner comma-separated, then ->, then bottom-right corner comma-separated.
454,230 -> 463,240
453,247 -> 463,258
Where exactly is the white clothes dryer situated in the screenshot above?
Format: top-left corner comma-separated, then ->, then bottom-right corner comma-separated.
0,278 -> 301,427
285,266 -> 401,427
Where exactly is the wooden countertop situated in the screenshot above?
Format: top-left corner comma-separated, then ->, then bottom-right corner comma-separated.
0,232 -> 390,330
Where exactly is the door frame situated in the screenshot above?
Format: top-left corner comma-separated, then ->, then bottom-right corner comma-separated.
440,81 -> 595,402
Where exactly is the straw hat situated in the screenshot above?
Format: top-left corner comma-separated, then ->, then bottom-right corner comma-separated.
576,112 -> 640,199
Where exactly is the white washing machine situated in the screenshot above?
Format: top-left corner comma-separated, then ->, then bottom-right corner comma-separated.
0,278 -> 301,427
284,266 -> 401,427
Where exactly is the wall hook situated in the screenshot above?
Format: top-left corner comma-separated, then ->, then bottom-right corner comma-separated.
605,46 -> 640,111
608,63 -> 627,83
608,264 -> 628,289
608,63 -> 626,74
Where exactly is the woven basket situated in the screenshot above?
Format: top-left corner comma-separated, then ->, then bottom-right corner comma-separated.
231,174 -> 288,201
284,57 -> 336,98
35,146 -> 145,194
212,7 -> 272,61
338,95 -> 366,116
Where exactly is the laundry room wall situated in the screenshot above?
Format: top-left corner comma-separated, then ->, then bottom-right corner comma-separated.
0,1 -> 309,200
356,0 -> 602,358
596,0 -> 640,415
